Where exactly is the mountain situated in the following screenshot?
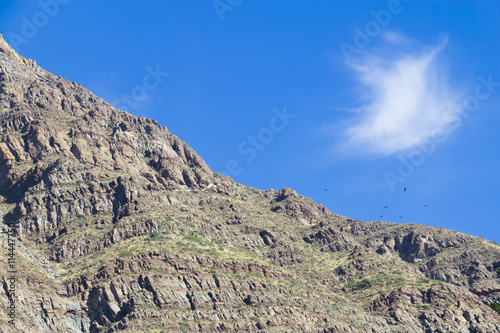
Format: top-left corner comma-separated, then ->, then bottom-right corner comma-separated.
1,34 -> 500,333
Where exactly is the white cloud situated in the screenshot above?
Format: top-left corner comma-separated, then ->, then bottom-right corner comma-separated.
340,35 -> 462,156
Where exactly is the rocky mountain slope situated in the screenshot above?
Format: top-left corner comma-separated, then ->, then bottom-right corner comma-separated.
0,34 -> 499,332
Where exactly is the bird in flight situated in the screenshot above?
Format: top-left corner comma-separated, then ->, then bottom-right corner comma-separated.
404,187 -> 407,192
424,204 -> 428,207
379,215 -> 384,218
399,216 -> 403,218
323,188 -> 328,191
383,206 -> 388,208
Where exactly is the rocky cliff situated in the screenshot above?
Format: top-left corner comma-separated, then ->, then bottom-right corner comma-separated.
0,34 -> 499,332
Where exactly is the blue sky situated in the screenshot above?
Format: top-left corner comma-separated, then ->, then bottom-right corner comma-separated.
1,1 -> 499,241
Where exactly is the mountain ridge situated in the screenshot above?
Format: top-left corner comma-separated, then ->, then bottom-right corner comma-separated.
0,34 -> 500,332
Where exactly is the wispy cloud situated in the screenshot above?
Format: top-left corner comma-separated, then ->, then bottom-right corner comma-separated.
340,34 -> 462,156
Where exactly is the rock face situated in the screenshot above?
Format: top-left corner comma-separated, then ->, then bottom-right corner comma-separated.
0,34 -> 500,332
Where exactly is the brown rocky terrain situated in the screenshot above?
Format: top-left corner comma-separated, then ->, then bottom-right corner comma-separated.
0,34 -> 500,332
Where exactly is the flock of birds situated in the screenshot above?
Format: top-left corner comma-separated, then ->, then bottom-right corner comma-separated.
323,187 -> 429,221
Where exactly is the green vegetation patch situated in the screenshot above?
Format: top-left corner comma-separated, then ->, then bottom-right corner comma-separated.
346,278 -> 374,291
490,302 -> 500,314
